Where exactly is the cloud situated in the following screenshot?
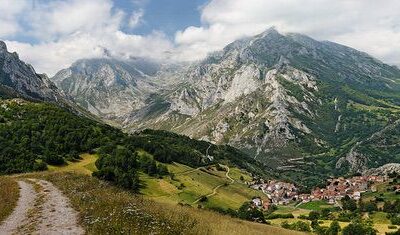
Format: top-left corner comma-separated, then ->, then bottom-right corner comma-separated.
27,0 -> 123,41
6,30 -> 173,76
0,0 -> 29,37
175,0 -> 400,65
2,0 -> 400,75
128,9 -> 144,29
1,0 -> 173,76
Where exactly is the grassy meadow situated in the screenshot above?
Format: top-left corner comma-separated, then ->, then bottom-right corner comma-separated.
141,162 -> 267,210
22,171 -> 303,235
3,153 -> 399,234
0,176 -> 19,224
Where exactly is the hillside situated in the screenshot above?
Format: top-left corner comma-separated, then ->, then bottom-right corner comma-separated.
0,98 -> 268,180
48,152 -> 268,211
0,171 -> 303,235
0,98 -> 296,233
51,29 -> 400,188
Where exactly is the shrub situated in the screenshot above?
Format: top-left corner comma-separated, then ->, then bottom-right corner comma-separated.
265,213 -> 294,219
281,221 -> 311,232
342,221 -> 376,235
32,161 -> 48,171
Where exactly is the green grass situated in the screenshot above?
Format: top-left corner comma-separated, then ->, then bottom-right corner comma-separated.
23,171 -> 304,235
297,200 -> 333,211
45,154 -> 265,210
47,153 -> 98,175
370,212 -> 390,224
140,163 -> 266,210
0,176 -> 19,224
362,182 -> 400,203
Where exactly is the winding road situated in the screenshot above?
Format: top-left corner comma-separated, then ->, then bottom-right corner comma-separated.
193,165 -> 234,204
0,178 -> 84,235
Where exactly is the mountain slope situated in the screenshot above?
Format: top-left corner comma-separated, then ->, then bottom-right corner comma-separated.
0,41 -> 64,102
52,29 -> 400,186
52,58 -> 183,123
126,29 -> 400,185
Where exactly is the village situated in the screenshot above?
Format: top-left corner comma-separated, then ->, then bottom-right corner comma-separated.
248,175 -> 387,210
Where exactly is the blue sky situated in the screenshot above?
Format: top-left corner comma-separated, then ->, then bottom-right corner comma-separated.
115,0 -> 207,39
0,0 -> 399,75
9,0 -> 207,43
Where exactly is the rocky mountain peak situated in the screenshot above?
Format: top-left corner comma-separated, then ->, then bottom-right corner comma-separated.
0,41 -> 65,102
0,41 -> 7,54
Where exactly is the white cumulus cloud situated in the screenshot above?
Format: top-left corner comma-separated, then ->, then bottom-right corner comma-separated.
128,9 -> 144,29
1,0 -> 173,76
1,0 -> 399,75
175,0 -> 400,65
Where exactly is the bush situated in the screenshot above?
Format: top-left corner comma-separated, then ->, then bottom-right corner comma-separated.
43,153 -> 65,165
281,221 -> 311,232
238,202 -> 265,222
199,196 -> 208,202
32,161 -> 48,171
265,213 -> 294,220
342,221 -> 376,235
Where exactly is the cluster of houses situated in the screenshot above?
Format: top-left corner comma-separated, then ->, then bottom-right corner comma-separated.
249,179 -> 298,209
305,175 -> 386,204
249,175 -> 387,209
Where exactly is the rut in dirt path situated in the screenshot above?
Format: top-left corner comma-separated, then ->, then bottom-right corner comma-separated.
0,179 -> 84,235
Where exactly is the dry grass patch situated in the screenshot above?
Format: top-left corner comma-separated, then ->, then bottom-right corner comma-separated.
0,176 -> 19,223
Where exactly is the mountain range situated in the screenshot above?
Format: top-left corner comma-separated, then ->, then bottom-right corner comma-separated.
2,28 -> 399,186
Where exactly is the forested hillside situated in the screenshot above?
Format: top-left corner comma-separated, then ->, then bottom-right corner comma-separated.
0,99 -> 122,173
0,99 -> 267,185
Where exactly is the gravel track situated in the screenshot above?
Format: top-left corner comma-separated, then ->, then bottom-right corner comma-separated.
0,181 -> 36,235
0,179 -> 84,235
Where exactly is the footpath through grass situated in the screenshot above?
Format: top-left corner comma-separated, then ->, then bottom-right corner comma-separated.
0,176 -> 19,223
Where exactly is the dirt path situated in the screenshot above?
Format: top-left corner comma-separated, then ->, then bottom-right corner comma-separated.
0,181 -> 36,234
0,179 -> 84,235
223,165 -> 234,184
193,165 -> 234,204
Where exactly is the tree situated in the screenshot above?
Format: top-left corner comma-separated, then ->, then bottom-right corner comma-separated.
43,151 -> 65,165
238,202 -> 265,222
342,221 -> 376,235
360,201 -> 378,213
309,211 -> 320,220
321,208 -> 332,219
342,196 -> 357,211
326,220 -> 340,235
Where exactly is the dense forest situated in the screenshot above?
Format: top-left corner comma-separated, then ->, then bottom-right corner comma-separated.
0,99 -> 123,173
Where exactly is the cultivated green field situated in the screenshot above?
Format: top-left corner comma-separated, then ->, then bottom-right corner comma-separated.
46,152 -> 267,210
141,162 -> 267,210
297,200 -> 333,211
